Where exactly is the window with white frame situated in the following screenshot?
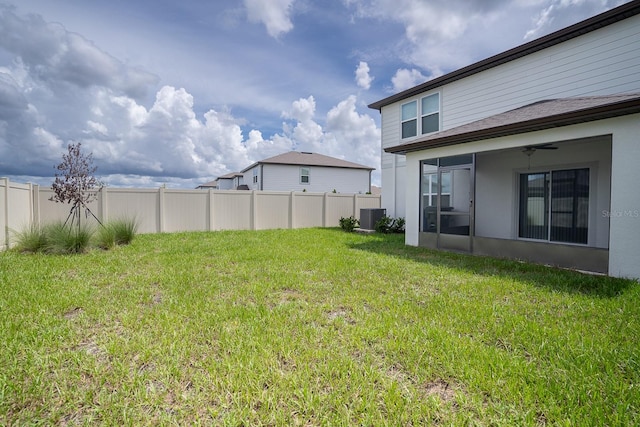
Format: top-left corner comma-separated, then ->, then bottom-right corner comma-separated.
401,101 -> 417,139
519,168 -> 589,244
300,167 -> 310,184
252,167 -> 258,184
421,93 -> 440,134
401,93 -> 440,139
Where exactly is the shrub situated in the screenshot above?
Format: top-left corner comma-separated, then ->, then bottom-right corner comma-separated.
12,224 -> 48,253
374,215 -> 393,233
391,217 -> 405,233
339,216 -> 360,232
375,216 -> 406,234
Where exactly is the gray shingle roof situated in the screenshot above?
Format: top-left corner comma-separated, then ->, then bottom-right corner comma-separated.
217,172 -> 243,179
386,93 -> 640,154
241,151 -> 374,172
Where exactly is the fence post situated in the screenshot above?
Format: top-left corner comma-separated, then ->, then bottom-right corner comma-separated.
323,192 -> 328,227
100,186 -> 108,224
353,194 -> 359,220
251,190 -> 257,230
158,185 -> 165,233
208,189 -> 215,231
2,177 -> 8,250
289,191 -> 295,229
32,184 -> 40,227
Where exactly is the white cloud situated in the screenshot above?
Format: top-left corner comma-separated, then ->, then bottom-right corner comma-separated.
0,5 -> 158,99
391,68 -> 427,92
323,96 -> 380,171
244,0 -> 296,38
1,70 -> 380,185
355,61 -> 374,90
523,0 -> 613,40
345,0 -> 484,73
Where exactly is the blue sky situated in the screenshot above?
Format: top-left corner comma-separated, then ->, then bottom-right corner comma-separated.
0,0 -> 631,188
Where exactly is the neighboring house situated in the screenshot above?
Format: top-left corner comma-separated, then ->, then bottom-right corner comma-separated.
195,179 -> 218,190
240,151 -> 375,193
368,1 -> 640,279
214,172 -> 244,190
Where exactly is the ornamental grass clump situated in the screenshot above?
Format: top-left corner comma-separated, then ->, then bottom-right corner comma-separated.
94,218 -> 138,249
93,223 -> 117,250
111,217 -> 138,245
12,223 -> 48,253
42,222 -> 93,254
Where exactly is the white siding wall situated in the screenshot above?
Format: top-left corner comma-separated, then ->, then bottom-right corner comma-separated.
443,15 -> 640,130
217,178 -> 234,190
609,115 -> 640,279
262,164 -> 370,193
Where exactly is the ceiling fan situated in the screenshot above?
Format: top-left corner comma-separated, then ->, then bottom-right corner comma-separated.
522,143 -> 558,156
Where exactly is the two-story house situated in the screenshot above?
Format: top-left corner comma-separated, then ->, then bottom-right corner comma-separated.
240,151 -> 374,194
369,1 -> 640,279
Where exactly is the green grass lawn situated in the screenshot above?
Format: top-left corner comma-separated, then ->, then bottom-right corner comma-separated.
1,228 -> 638,426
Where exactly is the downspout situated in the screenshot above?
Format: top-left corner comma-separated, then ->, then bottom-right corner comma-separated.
260,164 -> 264,191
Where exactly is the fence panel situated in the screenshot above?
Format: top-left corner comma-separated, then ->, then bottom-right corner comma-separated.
107,188 -> 160,233
357,195 -> 382,211
255,192 -> 290,230
325,194 -> 357,227
293,193 -> 324,228
164,190 -> 209,232
212,191 -> 252,230
0,179 -> 6,249
1,178 -> 36,249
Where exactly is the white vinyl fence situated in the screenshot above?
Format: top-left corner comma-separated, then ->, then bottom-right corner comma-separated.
1,178 -> 381,249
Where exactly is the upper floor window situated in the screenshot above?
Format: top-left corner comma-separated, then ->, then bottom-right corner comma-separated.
300,167 -> 310,184
401,101 -> 417,138
401,93 -> 440,139
421,93 -> 439,134
252,168 -> 258,184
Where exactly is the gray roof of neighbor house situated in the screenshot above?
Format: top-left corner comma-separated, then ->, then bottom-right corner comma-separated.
196,179 -> 218,188
386,93 -> 640,154
240,151 -> 375,173
217,172 -> 243,179
368,0 -> 640,111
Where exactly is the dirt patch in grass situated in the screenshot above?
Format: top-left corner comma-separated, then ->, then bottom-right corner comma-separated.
63,307 -> 84,319
422,379 -> 457,404
326,307 -> 355,324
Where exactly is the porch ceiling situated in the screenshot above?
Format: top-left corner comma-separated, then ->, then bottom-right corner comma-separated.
386,93 -> 640,154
